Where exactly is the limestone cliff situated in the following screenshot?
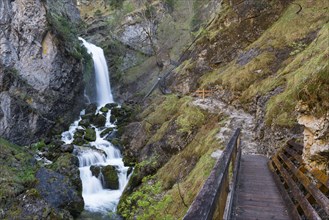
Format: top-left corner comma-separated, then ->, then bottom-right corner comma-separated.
0,0 -> 85,145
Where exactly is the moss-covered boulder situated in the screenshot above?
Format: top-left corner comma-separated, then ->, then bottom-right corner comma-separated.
90,165 -> 101,177
78,118 -> 90,128
100,106 -> 109,113
84,128 -> 96,142
105,103 -> 118,109
90,114 -> 106,127
102,165 -> 119,190
72,137 -> 88,146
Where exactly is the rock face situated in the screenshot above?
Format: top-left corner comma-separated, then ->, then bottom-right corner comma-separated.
297,103 -> 329,173
36,167 -> 84,217
0,0 -> 85,145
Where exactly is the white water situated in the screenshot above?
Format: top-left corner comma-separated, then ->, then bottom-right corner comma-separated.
61,38 -> 129,213
79,37 -> 113,106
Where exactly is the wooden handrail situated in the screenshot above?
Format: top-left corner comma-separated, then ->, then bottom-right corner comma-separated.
183,128 -> 241,220
269,141 -> 329,220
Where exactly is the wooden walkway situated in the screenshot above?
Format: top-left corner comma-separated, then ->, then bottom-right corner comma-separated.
232,155 -> 290,220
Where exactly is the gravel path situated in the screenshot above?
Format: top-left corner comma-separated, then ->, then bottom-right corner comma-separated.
193,98 -> 259,155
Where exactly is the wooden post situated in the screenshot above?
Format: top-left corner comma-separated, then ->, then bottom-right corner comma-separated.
203,88 -> 205,100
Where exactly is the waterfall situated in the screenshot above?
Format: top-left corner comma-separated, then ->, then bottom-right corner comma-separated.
61,38 -> 129,214
78,37 -> 113,106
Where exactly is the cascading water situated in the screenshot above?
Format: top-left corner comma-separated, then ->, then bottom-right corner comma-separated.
61,38 -> 129,214
78,37 -> 113,106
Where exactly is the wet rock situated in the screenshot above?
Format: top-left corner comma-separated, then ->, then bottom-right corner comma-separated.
102,165 -> 119,190
105,103 -> 119,109
84,128 -> 96,142
100,106 -> 109,113
90,165 -> 101,177
74,129 -> 85,139
127,167 -> 133,177
36,167 -> 84,217
100,127 -> 114,138
110,115 -> 117,123
81,113 -> 93,120
91,114 -> 106,127
79,118 -> 90,128
73,137 -> 88,146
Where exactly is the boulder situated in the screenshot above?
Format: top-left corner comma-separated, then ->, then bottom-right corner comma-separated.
36,168 -> 84,217
90,114 -> 106,127
105,103 -> 118,109
102,165 -> 119,190
81,113 -> 93,120
72,137 -> 88,146
100,106 -> 109,113
110,115 -> 117,123
78,119 -> 90,128
90,165 -> 101,177
73,129 -> 85,139
84,128 -> 96,142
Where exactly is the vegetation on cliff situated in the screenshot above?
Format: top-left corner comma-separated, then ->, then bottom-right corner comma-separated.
113,0 -> 329,218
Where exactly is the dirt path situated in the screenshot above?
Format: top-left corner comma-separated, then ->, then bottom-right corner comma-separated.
193,98 -> 259,155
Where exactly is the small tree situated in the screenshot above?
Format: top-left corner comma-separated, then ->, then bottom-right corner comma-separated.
136,0 -> 165,68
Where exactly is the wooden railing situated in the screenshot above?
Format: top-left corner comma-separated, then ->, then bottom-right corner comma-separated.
269,141 -> 329,220
183,128 -> 241,220
194,89 -> 213,100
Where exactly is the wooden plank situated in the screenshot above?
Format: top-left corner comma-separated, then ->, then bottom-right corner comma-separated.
284,146 -> 329,188
237,199 -> 290,208
234,206 -> 289,219
284,147 -> 303,164
278,152 -> 329,215
233,155 -> 291,220
269,161 -> 302,220
304,164 -> 329,189
272,157 -> 322,220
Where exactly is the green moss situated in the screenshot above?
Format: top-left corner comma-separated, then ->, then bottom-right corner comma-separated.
298,67 -> 329,117
143,95 -> 182,126
176,104 -> 205,134
0,138 -> 37,202
46,12 -> 88,60
196,0 -> 328,128
118,176 -> 174,220
265,23 -> 329,127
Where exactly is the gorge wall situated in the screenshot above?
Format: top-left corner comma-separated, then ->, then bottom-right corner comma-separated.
0,0 -> 85,145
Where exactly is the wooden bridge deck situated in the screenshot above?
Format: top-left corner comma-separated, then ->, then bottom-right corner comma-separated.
232,155 -> 290,220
